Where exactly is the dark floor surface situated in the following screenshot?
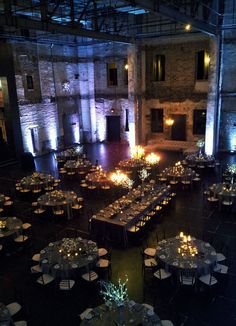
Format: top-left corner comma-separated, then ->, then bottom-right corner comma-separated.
0,143 -> 236,326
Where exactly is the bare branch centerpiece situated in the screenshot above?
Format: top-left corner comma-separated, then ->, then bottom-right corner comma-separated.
99,278 -> 129,325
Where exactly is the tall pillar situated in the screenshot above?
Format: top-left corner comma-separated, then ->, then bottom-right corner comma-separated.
205,36 -> 219,155
127,43 -> 142,146
77,46 -> 96,143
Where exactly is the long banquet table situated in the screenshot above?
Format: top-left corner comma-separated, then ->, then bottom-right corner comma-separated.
91,184 -> 170,247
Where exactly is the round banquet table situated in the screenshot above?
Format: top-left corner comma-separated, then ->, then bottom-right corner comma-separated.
85,171 -> 111,189
185,153 -> 215,167
0,217 -> 22,239
156,237 -> 217,276
0,303 -> 13,326
40,238 -> 98,278
64,159 -> 92,174
161,166 -> 195,183
209,183 -> 236,203
19,172 -> 55,191
38,190 -> 77,219
80,302 -> 162,326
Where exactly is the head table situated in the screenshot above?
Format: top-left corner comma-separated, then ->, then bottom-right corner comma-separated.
80,302 -> 162,326
156,236 -> 217,276
91,183 -> 170,247
40,238 -> 98,278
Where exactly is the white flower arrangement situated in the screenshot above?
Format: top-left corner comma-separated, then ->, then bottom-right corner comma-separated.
226,163 -> 236,175
196,139 -> 205,148
122,178 -> 134,189
139,168 -> 150,182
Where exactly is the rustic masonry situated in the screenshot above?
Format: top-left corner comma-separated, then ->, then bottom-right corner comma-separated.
1,12 -> 236,156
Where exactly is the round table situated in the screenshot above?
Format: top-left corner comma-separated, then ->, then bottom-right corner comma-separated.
38,190 -> 77,219
209,183 -> 236,203
0,217 -> 22,239
85,171 -> 111,189
40,238 -> 98,278
0,303 -> 13,326
160,166 -> 195,183
19,172 -> 55,192
185,153 -> 215,168
80,302 -> 162,326
156,236 -> 217,276
64,159 -> 92,175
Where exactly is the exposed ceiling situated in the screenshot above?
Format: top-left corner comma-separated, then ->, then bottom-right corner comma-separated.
0,0 -> 224,44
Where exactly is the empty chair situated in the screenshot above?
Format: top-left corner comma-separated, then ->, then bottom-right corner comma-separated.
179,271 -> 196,286
59,279 -> 75,290
199,273 -> 218,286
161,320 -> 174,326
216,252 -> 226,262
153,268 -> 172,280
31,253 -> 40,262
144,247 -> 156,257
79,308 -> 93,320
36,274 -> 54,285
81,270 -> 98,282
14,234 -> 29,243
52,206 -> 64,216
14,321 -> 27,326
6,302 -> 22,316
98,247 -> 108,257
31,264 -> 42,273
214,263 -> 228,274
22,223 -> 32,230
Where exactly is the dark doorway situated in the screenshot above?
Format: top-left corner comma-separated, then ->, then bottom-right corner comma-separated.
171,114 -> 186,141
106,116 -> 120,141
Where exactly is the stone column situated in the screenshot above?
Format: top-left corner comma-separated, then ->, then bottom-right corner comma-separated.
77,46 -> 96,143
205,36 -> 219,155
128,43 -> 143,146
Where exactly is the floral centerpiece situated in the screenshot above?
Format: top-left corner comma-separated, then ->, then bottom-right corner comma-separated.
49,190 -> 66,201
177,232 -> 198,257
58,237 -> 83,259
130,145 -> 145,160
145,153 -> 160,166
196,138 -> 205,156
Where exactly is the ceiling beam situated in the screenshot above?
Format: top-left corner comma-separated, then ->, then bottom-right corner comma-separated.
0,14 -> 133,43
124,0 -> 216,35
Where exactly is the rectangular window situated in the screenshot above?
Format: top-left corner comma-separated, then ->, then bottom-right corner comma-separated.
193,109 -> 206,135
153,55 -> 165,81
124,61 -> 128,85
151,108 -> 164,132
26,75 -> 34,90
107,63 -> 117,86
196,50 -> 209,80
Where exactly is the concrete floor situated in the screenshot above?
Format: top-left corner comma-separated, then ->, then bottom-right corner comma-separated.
0,143 -> 235,326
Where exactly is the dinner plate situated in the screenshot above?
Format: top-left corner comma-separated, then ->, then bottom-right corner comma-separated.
204,259 -> 211,264
211,251 -> 216,256
72,263 -> 78,269
42,259 -> 48,264
48,243 -> 54,247
87,255 -> 93,261
172,261 -> 179,266
54,264 -> 60,269
160,254 -> 166,259
40,250 -> 46,254
205,243 -> 210,247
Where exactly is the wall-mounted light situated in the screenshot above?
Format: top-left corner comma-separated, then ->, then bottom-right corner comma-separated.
204,52 -> 210,66
165,118 -> 174,126
124,64 -> 129,70
185,24 -> 191,31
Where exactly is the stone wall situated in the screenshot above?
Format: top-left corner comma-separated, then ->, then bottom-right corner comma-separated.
142,36 -> 210,146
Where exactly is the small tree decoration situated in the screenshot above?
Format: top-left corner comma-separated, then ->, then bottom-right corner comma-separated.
99,279 -> 129,307
139,168 -> 150,182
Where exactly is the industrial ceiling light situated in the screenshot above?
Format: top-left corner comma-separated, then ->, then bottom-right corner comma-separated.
185,24 -> 191,31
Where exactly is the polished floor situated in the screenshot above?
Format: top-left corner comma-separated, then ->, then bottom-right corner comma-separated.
0,143 -> 236,326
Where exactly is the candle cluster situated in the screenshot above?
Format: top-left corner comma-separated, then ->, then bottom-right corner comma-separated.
130,145 -> 145,159
0,220 -> 6,229
58,237 -> 82,258
177,232 -> 198,257
145,152 -> 160,165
